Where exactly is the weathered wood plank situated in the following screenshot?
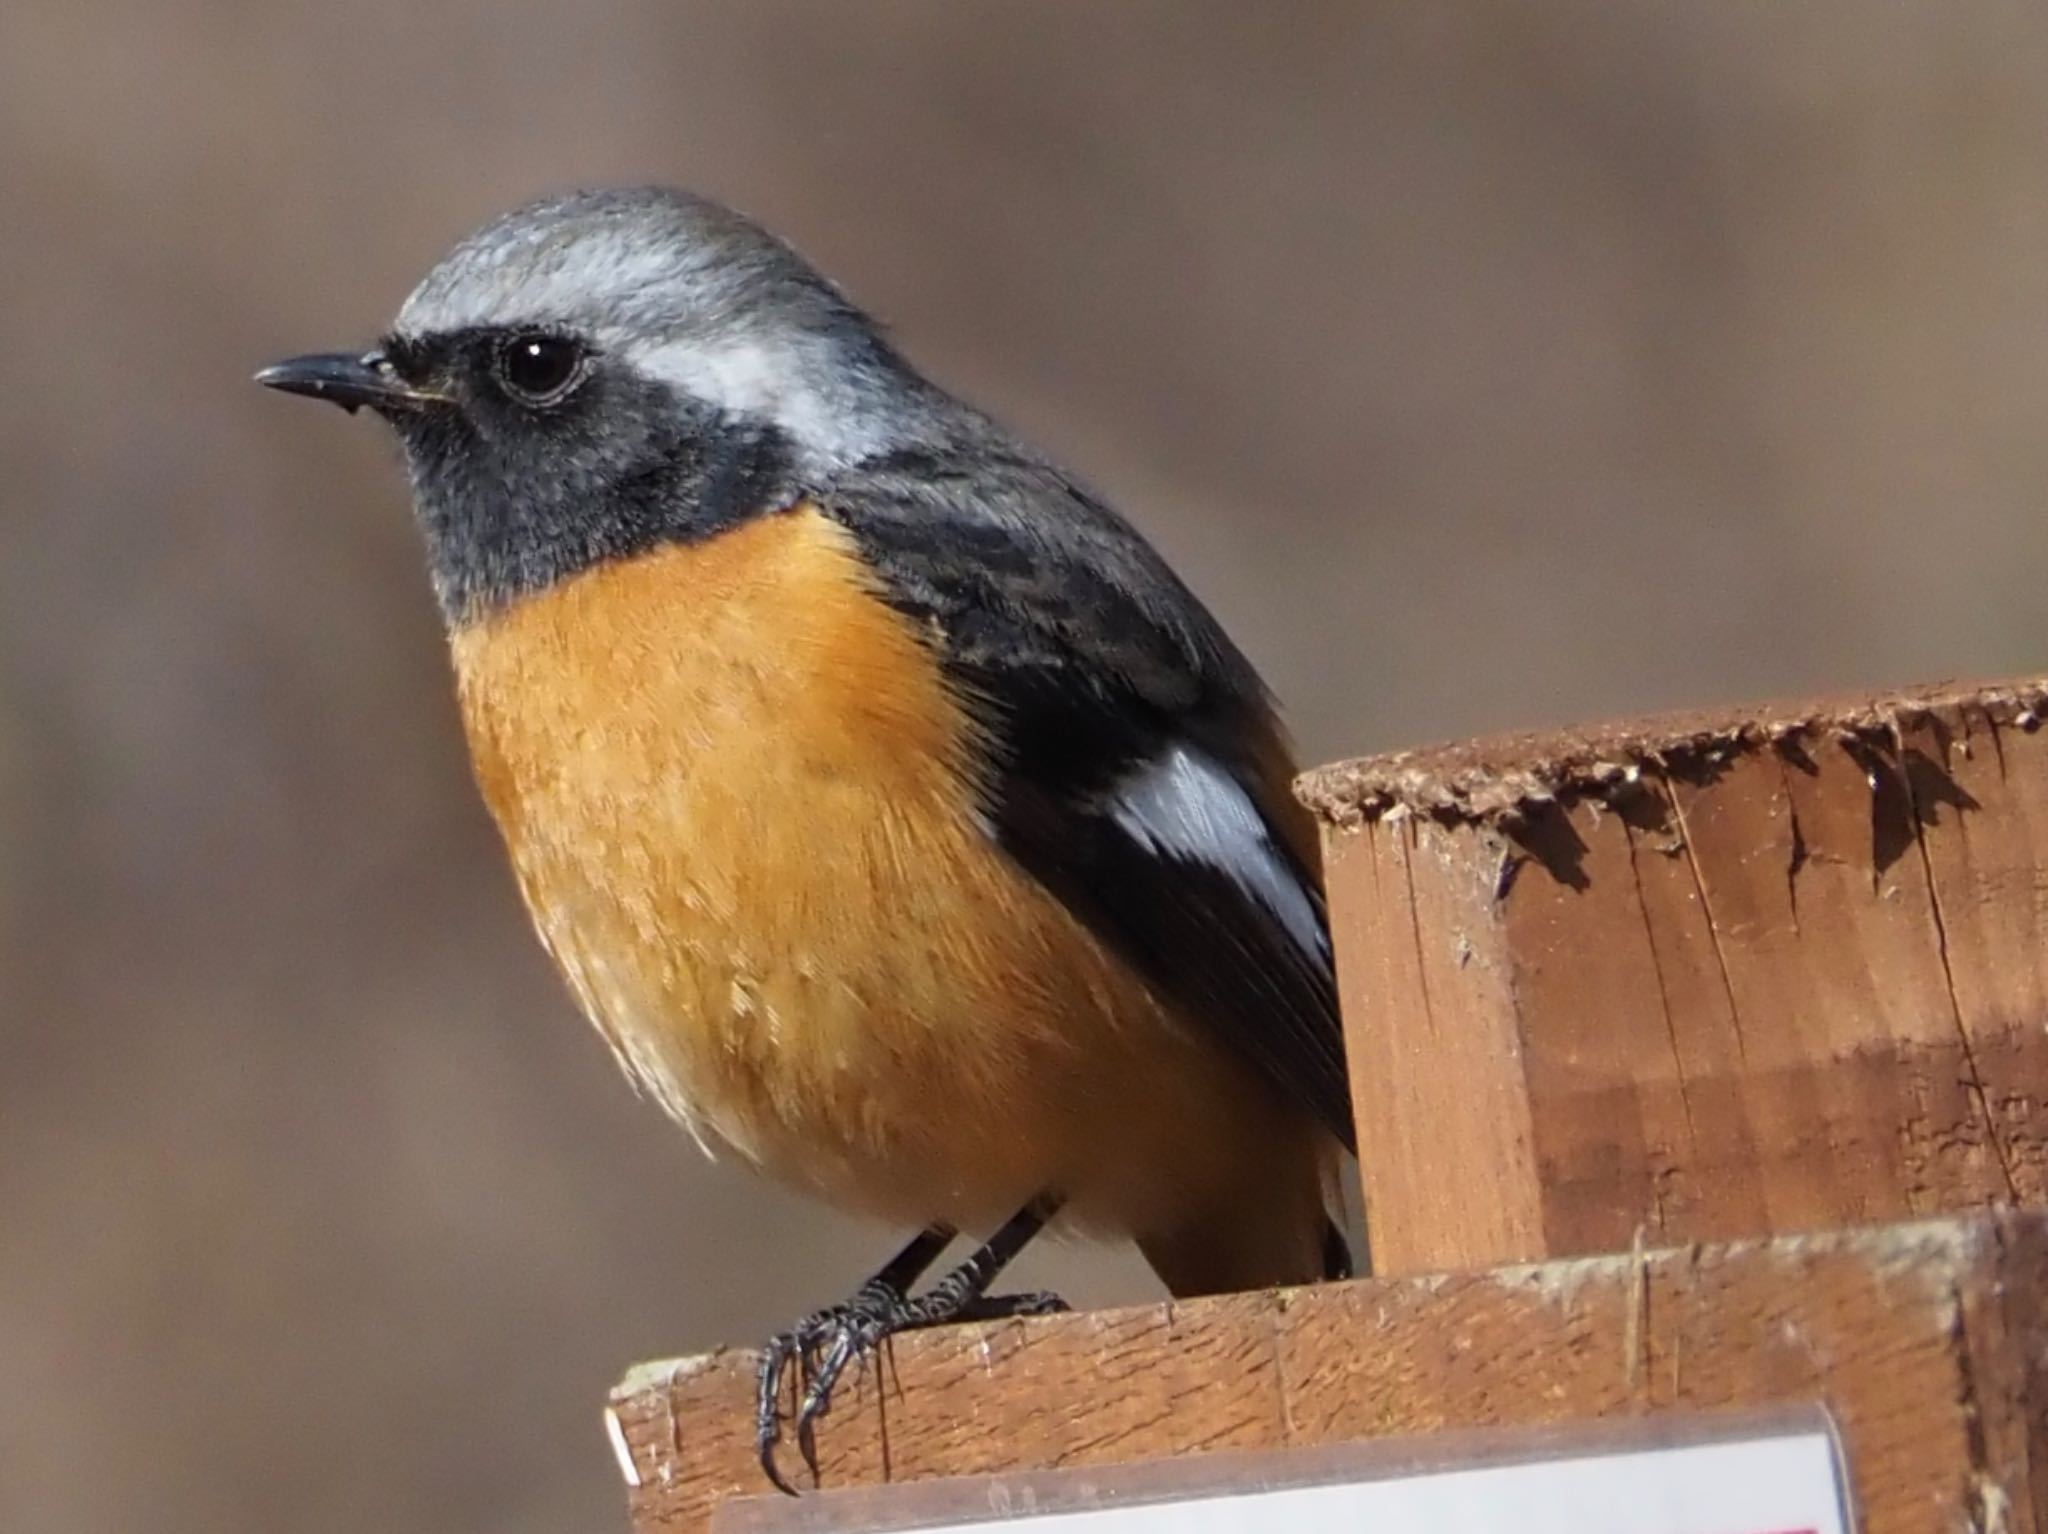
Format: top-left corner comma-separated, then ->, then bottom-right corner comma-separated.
611,1213 -> 2045,1534
1301,677 -> 2048,1274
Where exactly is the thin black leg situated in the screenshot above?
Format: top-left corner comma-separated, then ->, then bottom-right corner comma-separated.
841,1224 -> 958,1313
755,1224 -> 954,1495
790,1200 -> 1068,1472
755,1199 -> 1069,1494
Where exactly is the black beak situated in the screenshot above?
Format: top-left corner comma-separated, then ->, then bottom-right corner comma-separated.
254,350 -> 438,414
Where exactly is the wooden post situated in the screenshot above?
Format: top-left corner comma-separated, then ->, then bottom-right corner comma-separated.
611,1213 -> 2048,1534
1296,677 -> 2048,1279
609,675 -> 2048,1533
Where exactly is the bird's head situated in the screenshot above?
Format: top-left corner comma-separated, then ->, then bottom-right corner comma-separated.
258,186 -> 930,623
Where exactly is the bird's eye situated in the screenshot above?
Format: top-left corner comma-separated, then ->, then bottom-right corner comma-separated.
494,332 -> 587,406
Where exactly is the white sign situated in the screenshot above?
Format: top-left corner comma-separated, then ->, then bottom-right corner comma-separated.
719,1411 -> 1853,1534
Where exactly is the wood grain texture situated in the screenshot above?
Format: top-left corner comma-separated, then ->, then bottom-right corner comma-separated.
1323,816 -> 1543,1275
609,1213 -> 2047,1534
1309,678 -> 2048,1275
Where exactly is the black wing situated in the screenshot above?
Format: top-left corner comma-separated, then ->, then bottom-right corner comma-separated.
822,443 -> 1355,1152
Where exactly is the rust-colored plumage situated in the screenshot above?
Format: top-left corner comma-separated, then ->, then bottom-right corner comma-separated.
452,506 -> 1334,1289
260,186 -> 1358,1488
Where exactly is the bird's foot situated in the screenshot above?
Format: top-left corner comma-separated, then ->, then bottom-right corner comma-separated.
755,1279 -> 1068,1494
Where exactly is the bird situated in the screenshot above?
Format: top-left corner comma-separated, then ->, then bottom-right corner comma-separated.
257,185 -> 1357,1492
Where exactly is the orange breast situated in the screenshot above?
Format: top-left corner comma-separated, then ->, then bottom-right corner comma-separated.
447,506 -> 1324,1240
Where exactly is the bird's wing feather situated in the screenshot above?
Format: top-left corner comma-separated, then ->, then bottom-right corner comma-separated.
822,449 -> 1355,1150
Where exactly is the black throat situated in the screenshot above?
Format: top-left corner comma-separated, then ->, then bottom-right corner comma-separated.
397,374 -> 802,625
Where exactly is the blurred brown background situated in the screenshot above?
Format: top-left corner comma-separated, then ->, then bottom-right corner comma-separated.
6,3 -> 2048,1530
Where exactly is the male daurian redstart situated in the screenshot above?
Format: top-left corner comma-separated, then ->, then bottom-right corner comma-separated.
258,186 -> 1356,1491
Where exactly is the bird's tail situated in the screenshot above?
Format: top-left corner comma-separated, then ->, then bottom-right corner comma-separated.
1136,1155 -> 1356,1298
1321,1217 -> 1355,1282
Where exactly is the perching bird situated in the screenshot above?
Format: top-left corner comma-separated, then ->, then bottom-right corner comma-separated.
257,186 -> 1356,1491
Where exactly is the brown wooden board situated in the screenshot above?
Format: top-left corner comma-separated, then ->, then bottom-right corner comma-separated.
608,1212 -> 2047,1534
1300,677 -> 2048,1276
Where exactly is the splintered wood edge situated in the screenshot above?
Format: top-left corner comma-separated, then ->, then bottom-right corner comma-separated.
605,1212 -> 2045,1534
1296,674 -> 2048,827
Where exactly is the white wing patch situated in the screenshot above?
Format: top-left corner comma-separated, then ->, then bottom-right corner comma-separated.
1109,744 -> 1326,965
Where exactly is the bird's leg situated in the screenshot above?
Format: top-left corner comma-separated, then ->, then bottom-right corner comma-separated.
756,1223 -> 955,1494
758,1198 -> 1069,1494
790,1200 -> 1068,1477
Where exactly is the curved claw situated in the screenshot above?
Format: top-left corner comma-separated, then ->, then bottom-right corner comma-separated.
794,1322 -> 867,1446
754,1276 -> 1072,1494
754,1301 -> 886,1495
759,1437 -> 802,1499
793,1403 -> 824,1487
754,1332 -> 809,1496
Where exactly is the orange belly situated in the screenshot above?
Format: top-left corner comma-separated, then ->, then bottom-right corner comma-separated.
447,506 -> 1323,1241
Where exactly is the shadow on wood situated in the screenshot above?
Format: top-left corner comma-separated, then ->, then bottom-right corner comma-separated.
1299,676 -> 2048,1277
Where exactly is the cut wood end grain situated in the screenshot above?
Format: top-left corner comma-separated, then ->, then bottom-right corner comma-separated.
1296,674 -> 2048,827
1319,670 -> 2048,1275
